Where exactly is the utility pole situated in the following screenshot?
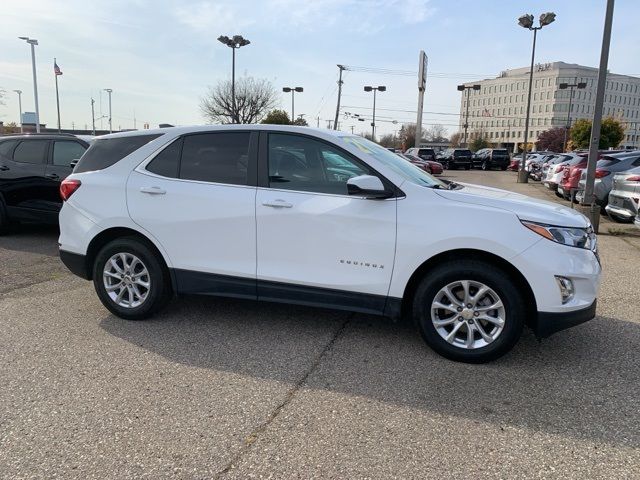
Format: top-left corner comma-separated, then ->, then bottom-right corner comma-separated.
13,90 -> 23,133
582,0 -> 615,232
333,65 -> 345,130
54,58 -> 62,132
91,98 -> 96,135
415,51 -> 427,147
104,88 -> 113,133
457,84 -> 481,147
316,116 -> 320,128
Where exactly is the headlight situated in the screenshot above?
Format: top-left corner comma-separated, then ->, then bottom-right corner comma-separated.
521,220 -> 596,250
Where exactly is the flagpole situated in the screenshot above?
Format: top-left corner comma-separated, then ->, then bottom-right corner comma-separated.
54,58 -> 61,132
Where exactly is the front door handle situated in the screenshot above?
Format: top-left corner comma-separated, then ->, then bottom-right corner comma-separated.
262,199 -> 293,208
0,166 -> 9,171
140,186 -> 166,195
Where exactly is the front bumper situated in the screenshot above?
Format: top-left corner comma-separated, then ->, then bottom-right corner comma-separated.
534,299 -> 597,338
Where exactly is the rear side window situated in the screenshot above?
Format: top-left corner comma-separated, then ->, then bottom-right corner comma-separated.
52,141 -> 87,167
597,157 -> 620,168
0,140 -> 18,157
146,139 -> 181,178
179,133 -> 250,185
13,140 -> 48,164
75,134 -> 160,173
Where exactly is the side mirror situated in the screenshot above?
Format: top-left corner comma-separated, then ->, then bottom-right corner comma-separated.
70,159 -> 79,169
347,175 -> 392,199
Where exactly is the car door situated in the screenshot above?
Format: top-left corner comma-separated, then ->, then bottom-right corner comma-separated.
1,139 -> 49,219
43,140 -> 88,215
127,131 -> 258,297
255,132 -> 397,314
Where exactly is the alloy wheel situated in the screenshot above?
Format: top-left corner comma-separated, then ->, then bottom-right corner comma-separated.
430,280 -> 506,349
103,252 -> 151,308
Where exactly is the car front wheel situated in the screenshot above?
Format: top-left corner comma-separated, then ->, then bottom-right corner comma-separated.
93,237 -> 171,320
412,260 -> 525,363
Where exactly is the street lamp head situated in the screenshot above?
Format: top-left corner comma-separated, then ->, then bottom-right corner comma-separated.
19,36 -> 38,45
517,14 -> 534,29
472,84 -> 481,90
294,87 -> 304,92
13,89 -> 22,94
283,87 -> 292,92
218,35 -> 231,45
364,86 -> 373,92
457,85 -> 465,91
577,82 -> 587,89
377,86 -> 386,92
539,12 -> 556,26
104,88 -> 113,93
559,83 -> 568,90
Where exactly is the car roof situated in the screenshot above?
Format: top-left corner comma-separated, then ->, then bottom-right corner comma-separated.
95,124 -> 349,141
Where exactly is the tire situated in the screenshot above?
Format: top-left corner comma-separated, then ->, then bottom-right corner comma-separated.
92,237 -> 172,320
464,165 -> 471,170
412,260 -> 525,363
501,166 -> 508,171
481,161 -> 489,171
442,161 -> 449,170
0,199 -> 11,235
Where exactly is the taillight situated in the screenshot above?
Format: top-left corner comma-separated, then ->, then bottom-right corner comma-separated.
627,175 -> 640,182
60,179 -> 81,201
595,170 -> 610,178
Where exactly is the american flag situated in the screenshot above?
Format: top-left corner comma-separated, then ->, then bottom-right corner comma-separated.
54,61 -> 62,76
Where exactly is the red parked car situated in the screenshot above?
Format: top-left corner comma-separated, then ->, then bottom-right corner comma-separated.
558,150 -> 626,201
400,153 -> 443,175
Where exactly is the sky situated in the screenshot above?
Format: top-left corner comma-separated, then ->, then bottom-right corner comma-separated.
1,0 -> 638,137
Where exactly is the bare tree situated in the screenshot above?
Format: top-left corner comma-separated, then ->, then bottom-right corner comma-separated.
449,132 -> 463,147
200,76 -> 278,124
425,124 -> 448,142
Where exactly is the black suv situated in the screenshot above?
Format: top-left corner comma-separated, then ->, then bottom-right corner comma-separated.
437,148 -> 472,170
404,147 -> 436,161
473,148 -> 510,171
0,134 -> 89,232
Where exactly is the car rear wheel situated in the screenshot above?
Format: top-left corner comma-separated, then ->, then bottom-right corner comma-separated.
481,161 -> 489,171
412,260 -> 525,363
93,237 -> 171,320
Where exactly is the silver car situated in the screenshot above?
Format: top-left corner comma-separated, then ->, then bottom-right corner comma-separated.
576,152 -> 640,207
605,165 -> 640,222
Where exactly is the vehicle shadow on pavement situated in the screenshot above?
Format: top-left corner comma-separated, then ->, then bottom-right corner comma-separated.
0,225 -> 60,256
100,296 -> 640,449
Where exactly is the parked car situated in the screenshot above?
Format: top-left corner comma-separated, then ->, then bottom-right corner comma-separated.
635,209 -> 640,230
58,125 -> 600,363
437,148 -> 472,170
405,147 -> 436,162
0,133 -> 89,233
543,154 -> 583,192
473,148 -> 510,171
603,166 -> 640,222
508,152 -> 547,171
400,153 -> 443,175
575,153 -> 640,209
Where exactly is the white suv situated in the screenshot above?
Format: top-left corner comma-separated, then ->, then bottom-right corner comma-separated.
59,125 -> 601,363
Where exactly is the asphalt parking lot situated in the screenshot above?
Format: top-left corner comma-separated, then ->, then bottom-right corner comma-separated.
1,170 -> 639,479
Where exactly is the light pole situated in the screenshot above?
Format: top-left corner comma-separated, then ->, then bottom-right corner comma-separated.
457,84 -> 481,147
364,85 -> 386,141
516,11 -> 556,183
218,35 -> 250,124
282,87 -> 303,123
559,79 -> 587,152
13,90 -> 23,133
18,36 -> 40,133
104,89 -> 113,133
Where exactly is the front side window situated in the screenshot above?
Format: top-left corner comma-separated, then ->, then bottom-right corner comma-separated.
268,133 -> 370,195
340,135 -> 445,189
13,140 -> 48,164
53,141 -> 87,167
179,132 -> 249,185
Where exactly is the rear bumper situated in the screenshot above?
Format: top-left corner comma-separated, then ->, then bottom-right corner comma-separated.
59,249 -> 90,280
534,300 -> 597,338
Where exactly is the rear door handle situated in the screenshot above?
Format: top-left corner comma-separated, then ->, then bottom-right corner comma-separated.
262,199 -> 293,208
0,166 -> 8,171
45,173 -> 59,179
140,186 -> 166,195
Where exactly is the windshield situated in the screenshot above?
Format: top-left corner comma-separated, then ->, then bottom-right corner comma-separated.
341,136 -> 446,188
